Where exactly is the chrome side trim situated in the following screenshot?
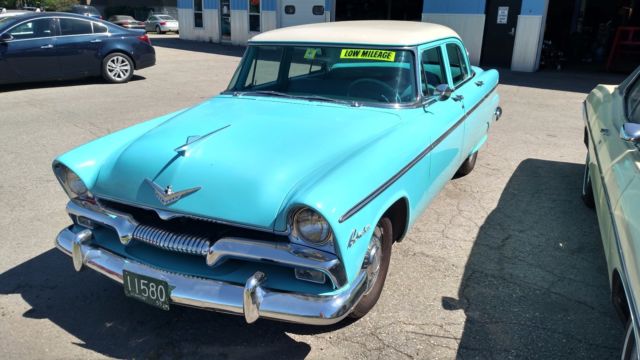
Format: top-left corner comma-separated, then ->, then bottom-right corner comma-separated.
339,84 -> 499,223
55,227 -> 366,325
583,100 -> 640,334
66,201 -> 347,288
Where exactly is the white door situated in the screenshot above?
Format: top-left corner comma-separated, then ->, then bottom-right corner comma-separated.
280,0 -> 326,28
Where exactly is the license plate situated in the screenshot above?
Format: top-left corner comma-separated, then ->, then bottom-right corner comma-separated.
123,270 -> 171,311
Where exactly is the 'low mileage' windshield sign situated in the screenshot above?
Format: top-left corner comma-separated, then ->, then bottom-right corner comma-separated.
340,49 -> 396,62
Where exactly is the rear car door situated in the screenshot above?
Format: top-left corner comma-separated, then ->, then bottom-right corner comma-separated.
55,17 -> 105,78
420,44 -> 465,191
0,17 -> 59,83
444,41 -> 495,158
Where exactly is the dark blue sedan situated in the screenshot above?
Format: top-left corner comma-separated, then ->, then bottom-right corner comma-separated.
0,12 -> 155,85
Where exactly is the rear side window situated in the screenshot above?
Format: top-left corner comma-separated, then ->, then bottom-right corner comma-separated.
92,22 -> 108,34
9,19 -> 55,40
446,43 -> 470,87
627,79 -> 640,123
421,47 -> 447,96
59,18 -> 93,36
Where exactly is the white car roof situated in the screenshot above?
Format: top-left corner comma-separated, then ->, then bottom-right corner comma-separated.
250,20 -> 460,46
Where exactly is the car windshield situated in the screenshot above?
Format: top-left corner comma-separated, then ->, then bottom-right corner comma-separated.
157,15 -> 174,20
226,45 -> 417,106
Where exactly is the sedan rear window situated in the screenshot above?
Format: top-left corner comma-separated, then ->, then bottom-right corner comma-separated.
60,18 -> 93,36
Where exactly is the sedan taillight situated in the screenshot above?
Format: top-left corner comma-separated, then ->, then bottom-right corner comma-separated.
138,34 -> 151,45
159,21 -> 167,25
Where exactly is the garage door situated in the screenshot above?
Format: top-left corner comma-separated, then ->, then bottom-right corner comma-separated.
280,1 -> 326,28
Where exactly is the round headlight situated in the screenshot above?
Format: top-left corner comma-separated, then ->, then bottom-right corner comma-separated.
66,170 -> 88,196
54,163 -> 90,199
293,208 -> 332,245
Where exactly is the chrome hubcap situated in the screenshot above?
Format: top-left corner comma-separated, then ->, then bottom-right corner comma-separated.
106,56 -> 131,80
363,224 -> 383,295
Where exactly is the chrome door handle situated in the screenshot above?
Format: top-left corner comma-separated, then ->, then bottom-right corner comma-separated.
40,44 -> 53,49
453,94 -> 464,102
600,128 -> 610,136
475,80 -> 484,86
90,39 -> 102,43
508,27 -> 515,36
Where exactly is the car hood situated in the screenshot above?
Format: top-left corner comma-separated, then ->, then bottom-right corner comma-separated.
93,96 -> 402,230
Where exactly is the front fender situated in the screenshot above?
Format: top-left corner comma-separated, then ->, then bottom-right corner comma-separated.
53,108 -> 188,190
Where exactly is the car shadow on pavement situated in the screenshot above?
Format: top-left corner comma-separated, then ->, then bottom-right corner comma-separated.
446,158 -> 623,358
150,37 -> 245,57
498,68 -> 627,94
0,76 -> 147,93
0,248 -> 351,359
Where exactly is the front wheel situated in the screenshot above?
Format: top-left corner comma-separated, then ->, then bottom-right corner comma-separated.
102,53 -> 134,84
349,217 -> 393,319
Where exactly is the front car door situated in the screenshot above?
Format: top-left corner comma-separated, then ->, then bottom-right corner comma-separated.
55,17 -> 105,78
418,43 -> 465,202
0,17 -> 59,83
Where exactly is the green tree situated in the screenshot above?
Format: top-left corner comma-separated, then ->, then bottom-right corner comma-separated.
41,0 -> 78,11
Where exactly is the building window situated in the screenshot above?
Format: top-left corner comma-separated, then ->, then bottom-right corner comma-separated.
249,0 -> 260,32
194,0 -> 203,28
312,5 -> 324,16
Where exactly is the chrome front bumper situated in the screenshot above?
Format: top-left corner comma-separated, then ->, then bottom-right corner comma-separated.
55,227 -> 367,325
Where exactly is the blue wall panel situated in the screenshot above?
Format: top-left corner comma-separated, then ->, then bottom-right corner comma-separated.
262,0 -> 277,11
520,0 -> 545,15
204,0 -> 219,10
177,0 -> 193,10
325,0 -> 332,11
423,0 -> 486,15
231,0 -> 248,11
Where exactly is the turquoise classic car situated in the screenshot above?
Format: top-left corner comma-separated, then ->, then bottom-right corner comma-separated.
583,65 -> 640,357
52,21 -> 501,325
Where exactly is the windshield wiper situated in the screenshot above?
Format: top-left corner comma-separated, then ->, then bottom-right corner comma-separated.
233,90 -> 295,98
233,90 -> 359,107
293,94 -> 360,107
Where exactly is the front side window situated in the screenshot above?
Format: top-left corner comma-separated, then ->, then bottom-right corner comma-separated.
445,43 -> 469,87
9,18 -> 55,40
627,78 -> 640,123
59,18 -> 93,36
194,0 -> 203,28
421,46 -> 447,96
228,45 -> 417,105
249,0 -> 260,32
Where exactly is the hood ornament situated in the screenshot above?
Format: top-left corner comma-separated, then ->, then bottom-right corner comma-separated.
145,178 -> 201,206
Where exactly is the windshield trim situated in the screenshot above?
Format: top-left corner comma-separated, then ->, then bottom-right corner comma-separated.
222,43 -> 424,110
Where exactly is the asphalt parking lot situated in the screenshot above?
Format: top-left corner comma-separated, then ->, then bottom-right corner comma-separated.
0,34 -> 631,359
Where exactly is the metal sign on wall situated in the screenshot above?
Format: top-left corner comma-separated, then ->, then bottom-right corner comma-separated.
497,6 -> 509,24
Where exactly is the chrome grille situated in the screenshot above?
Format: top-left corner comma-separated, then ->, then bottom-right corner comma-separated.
132,224 -> 211,256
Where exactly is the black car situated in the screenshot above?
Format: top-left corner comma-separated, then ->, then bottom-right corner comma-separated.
0,12 -> 155,85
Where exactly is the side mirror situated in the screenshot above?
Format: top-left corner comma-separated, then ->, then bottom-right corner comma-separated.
0,33 -> 13,43
620,122 -> 640,143
434,84 -> 453,101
